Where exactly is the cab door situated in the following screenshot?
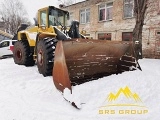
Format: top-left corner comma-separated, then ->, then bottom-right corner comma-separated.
37,7 -> 56,39
38,7 -> 49,32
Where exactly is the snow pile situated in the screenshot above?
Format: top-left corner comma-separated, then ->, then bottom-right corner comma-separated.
0,58 -> 160,120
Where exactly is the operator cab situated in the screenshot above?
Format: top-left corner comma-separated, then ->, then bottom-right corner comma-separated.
49,6 -> 71,40
38,6 -> 69,30
38,6 -> 80,40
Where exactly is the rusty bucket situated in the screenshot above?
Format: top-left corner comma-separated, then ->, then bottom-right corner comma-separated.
52,39 -> 141,93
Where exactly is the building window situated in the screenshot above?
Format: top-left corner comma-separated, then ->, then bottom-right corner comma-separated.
80,8 -> 90,24
98,33 -> 111,40
124,0 -> 134,18
99,5 -> 105,21
122,32 -> 133,41
157,32 -> 160,35
86,9 -> 90,23
69,12 -> 73,21
155,30 -> 160,36
99,2 -> 113,21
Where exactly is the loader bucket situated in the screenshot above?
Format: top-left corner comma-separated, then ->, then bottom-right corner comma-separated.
53,39 -> 141,93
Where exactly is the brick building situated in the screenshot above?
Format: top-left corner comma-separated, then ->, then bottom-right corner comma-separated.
62,0 -> 160,58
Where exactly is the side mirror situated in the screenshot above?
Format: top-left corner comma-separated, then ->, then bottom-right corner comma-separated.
67,13 -> 70,20
33,18 -> 38,26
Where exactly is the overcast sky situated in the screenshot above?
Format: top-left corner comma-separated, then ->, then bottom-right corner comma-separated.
22,0 -> 59,23
22,0 -> 84,24
0,0 -> 84,23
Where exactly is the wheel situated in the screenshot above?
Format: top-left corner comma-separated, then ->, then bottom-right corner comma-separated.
13,40 -> 35,66
36,38 -> 58,76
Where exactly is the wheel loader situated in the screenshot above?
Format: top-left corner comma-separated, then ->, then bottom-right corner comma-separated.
13,6 -> 141,109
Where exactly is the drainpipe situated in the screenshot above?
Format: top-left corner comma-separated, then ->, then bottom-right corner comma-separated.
95,31 -> 97,39
115,30 -> 117,41
147,28 -> 150,45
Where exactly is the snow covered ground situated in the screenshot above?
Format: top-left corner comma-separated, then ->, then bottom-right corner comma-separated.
0,58 -> 160,120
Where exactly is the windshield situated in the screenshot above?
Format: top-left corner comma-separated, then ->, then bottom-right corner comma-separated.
49,8 -> 68,26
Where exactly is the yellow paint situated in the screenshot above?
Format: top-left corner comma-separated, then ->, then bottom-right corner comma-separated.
107,86 -> 142,102
17,6 -> 57,47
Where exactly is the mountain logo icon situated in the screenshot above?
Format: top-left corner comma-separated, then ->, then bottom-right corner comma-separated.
107,86 -> 142,102
99,86 -> 148,114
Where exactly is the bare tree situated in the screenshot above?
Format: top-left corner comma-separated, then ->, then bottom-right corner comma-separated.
0,0 -> 30,35
133,0 -> 148,59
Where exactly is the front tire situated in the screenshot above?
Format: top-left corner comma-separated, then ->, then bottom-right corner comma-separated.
36,38 -> 58,76
13,40 -> 35,66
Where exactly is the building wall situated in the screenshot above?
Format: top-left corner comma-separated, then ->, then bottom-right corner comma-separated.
140,0 -> 160,58
63,0 -> 160,58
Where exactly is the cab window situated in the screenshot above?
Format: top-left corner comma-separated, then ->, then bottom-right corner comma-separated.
49,9 -> 67,26
40,10 -> 47,26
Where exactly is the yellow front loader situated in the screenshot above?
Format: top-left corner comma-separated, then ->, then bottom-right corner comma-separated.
13,6 -> 141,109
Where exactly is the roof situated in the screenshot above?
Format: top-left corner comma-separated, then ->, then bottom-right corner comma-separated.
0,30 -> 13,39
60,0 -> 86,8
38,6 -> 69,14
